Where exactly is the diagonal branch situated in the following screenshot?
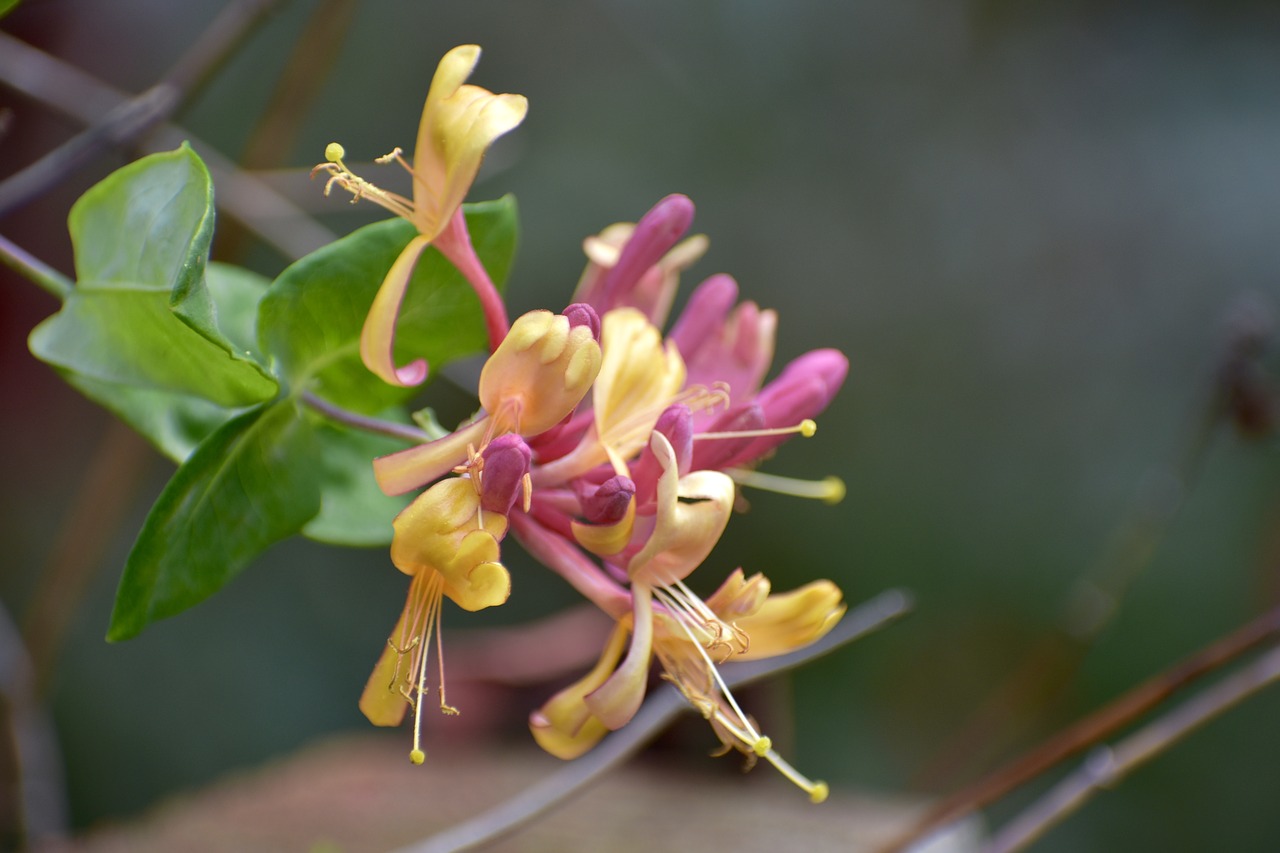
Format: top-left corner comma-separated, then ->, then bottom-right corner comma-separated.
0,0 -> 283,216
885,601 -> 1280,852
985,641 -> 1280,853
394,588 -> 913,853
0,30 -> 336,260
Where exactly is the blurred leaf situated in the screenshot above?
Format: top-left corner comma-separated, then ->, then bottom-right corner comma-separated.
257,196 -> 518,413
0,0 -> 20,19
302,415 -> 414,547
108,401 -> 320,641
30,284 -> 276,406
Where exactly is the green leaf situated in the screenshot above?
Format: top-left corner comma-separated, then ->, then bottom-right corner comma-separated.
302,415 -> 414,547
30,283 -> 276,406
58,373 -> 248,463
205,262 -> 270,362
0,0 -> 22,20
30,149 -> 278,457
258,196 -> 518,413
69,145 -> 213,300
108,400 -> 321,641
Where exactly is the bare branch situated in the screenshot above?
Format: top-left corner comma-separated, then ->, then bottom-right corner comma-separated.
984,642 -> 1280,853
0,31 -> 336,260
390,588 -> 913,853
885,601 -> 1280,852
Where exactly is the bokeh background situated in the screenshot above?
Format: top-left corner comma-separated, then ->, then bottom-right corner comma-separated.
5,0 -> 1280,850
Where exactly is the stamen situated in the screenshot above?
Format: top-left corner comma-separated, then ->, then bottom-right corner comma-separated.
725,469 -> 846,505
409,574 -> 446,764
694,418 -> 816,441
324,142 -> 346,163
663,596 -> 763,745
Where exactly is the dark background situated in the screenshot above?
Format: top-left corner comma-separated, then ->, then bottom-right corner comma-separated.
5,1 -> 1280,849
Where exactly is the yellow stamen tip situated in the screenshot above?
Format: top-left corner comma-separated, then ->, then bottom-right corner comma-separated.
822,476 -> 846,505
799,419 -> 817,437
752,736 -> 772,757
409,748 -> 425,765
325,142 -> 345,163
809,781 -> 829,804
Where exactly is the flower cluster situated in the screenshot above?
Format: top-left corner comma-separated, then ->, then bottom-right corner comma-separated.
318,45 -> 849,801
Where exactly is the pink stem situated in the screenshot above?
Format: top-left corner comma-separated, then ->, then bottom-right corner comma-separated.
510,512 -> 631,619
434,208 -> 510,352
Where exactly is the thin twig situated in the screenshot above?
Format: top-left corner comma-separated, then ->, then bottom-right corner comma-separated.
0,232 -> 72,299
394,588 -> 913,853
984,642 -> 1280,853
299,391 -> 430,444
0,31 -> 337,260
884,601 -> 1280,852
0,0 -> 283,216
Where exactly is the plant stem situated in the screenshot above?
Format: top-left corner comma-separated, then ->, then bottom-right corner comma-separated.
299,391 -> 430,444
884,601 -> 1280,851
0,31 -> 336,261
985,642 -> 1280,853
0,233 -> 72,300
0,0 -> 283,216
392,588 -> 913,853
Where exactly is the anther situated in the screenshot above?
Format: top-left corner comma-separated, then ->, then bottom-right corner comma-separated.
409,748 -> 425,765
726,469 -> 847,505
324,142 -> 345,163
752,735 -> 772,757
809,782 -> 829,804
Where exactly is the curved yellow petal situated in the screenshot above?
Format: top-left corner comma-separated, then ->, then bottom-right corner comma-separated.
358,595 -> 416,727
593,309 -> 686,460
478,310 -> 601,436
373,417 -> 488,497
734,580 -> 846,661
443,529 -> 511,611
530,623 -> 629,759
628,432 -> 734,587
413,45 -> 528,241
360,234 -> 432,387
570,496 -> 635,557
585,584 -> 654,729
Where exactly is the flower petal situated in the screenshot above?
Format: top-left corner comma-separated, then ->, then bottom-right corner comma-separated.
373,417 -> 489,496
530,622 -> 629,759
734,580 -> 846,660
585,583 -> 654,729
360,235 -> 432,387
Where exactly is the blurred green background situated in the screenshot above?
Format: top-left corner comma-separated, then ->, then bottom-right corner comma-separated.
5,0 -> 1280,849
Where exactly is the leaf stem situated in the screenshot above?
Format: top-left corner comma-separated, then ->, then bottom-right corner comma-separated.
0,233 -> 72,300
392,588 -> 913,853
299,391 -> 429,444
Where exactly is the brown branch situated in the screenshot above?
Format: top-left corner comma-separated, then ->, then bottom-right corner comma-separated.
985,641 -> 1280,853
884,601 -> 1280,852
0,0 -> 283,216
0,31 -> 336,260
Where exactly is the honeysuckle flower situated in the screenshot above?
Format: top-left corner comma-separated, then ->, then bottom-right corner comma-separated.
572,193 -> 709,327
373,306 -> 602,496
314,45 -> 527,386
529,559 -> 846,802
360,476 -> 511,764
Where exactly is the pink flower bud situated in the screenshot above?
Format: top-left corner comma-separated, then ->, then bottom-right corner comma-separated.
479,434 -> 532,515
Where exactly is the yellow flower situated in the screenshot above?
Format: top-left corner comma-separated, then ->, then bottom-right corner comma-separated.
360,477 -> 510,764
372,308 -> 602,496
531,561 -> 844,801
315,45 -> 528,386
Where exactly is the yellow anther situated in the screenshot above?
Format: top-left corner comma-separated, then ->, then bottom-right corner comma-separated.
752,735 -> 772,757
409,748 -> 425,765
324,142 -> 345,163
799,419 -> 817,437
809,781 -> 829,804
